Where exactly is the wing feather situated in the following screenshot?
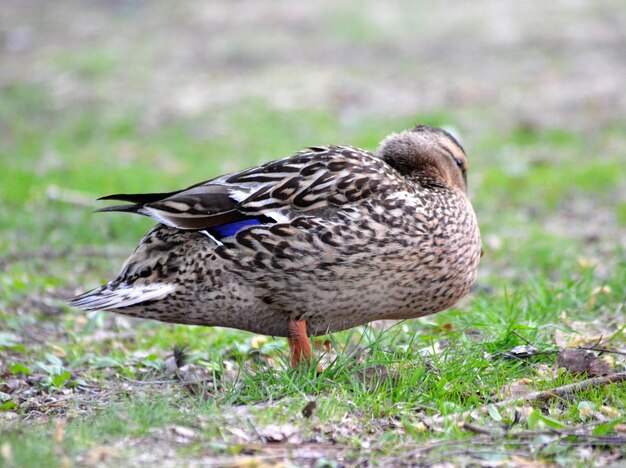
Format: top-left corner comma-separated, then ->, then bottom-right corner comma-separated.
96,146 -> 397,231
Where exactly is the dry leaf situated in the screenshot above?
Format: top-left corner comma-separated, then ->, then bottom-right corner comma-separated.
302,400 -> 316,418
589,285 -> 611,306
554,329 -> 569,348
599,406 -> 621,418
314,339 -> 332,352
413,421 -> 428,432
500,378 -> 534,399
51,344 -> 67,358
514,405 -> 535,423
250,335 -> 268,349
230,456 -> 282,468
171,425 -> 198,443
0,412 -> 19,421
164,356 -> 179,375
557,349 -> 616,376
55,420 -> 67,443
84,446 -> 120,465
535,364 -> 559,380
588,358 -> 613,377
259,424 -> 299,443
1,443 -> 12,465
577,257 -> 597,269
557,349 -> 596,375
228,427 -> 251,442
579,405 -> 594,419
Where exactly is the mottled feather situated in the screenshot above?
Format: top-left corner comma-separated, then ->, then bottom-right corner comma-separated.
70,125 -> 481,338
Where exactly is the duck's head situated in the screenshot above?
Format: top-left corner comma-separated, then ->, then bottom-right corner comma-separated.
375,125 -> 468,193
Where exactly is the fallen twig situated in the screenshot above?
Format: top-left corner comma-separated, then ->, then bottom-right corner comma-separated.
577,345 -> 626,357
504,371 -> 626,404
459,422 -> 496,435
400,426 -> 626,465
430,372 -> 626,427
511,330 -> 534,346
494,330 -> 559,360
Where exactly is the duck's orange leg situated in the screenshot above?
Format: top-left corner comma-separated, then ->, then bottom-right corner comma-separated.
288,319 -> 312,368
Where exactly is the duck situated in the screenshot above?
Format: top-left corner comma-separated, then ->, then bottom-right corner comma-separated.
70,125 -> 482,368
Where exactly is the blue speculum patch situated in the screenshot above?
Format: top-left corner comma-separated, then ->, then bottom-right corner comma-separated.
208,218 -> 264,239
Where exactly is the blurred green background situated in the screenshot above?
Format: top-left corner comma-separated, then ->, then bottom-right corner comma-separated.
2,0 -> 626,352
2,1 -> 625,278
2,0 -> 626,360
2,1 -> 626,465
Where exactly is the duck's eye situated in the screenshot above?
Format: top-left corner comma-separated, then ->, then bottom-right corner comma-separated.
454,158 -> 463,168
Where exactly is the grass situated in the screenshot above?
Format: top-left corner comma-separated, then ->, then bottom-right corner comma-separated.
2,77 -> 626,466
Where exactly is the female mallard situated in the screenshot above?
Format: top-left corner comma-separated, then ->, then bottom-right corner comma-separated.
71,125 -> 481,367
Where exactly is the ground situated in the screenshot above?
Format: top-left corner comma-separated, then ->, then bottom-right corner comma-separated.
1,1 -> 626,466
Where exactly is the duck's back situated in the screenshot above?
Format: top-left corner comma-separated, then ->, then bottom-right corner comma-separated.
211,183 -> 481,336
70,126 -> 481,338
73,183 -> 479,337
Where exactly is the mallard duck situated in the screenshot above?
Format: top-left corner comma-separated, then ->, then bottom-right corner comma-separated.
70,125 -> 481,368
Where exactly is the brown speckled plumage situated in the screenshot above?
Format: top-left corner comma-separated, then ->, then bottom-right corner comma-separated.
70,125 -> 481,353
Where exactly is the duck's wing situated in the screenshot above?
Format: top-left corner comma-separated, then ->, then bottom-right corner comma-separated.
97,182 -> 245,229
97,146 -> 397,231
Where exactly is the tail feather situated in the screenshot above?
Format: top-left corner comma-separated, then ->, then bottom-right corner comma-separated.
98,192 -> 177,204
95,204 -> 143,214
69,283 -> 177,311
96,191 -> 181,216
